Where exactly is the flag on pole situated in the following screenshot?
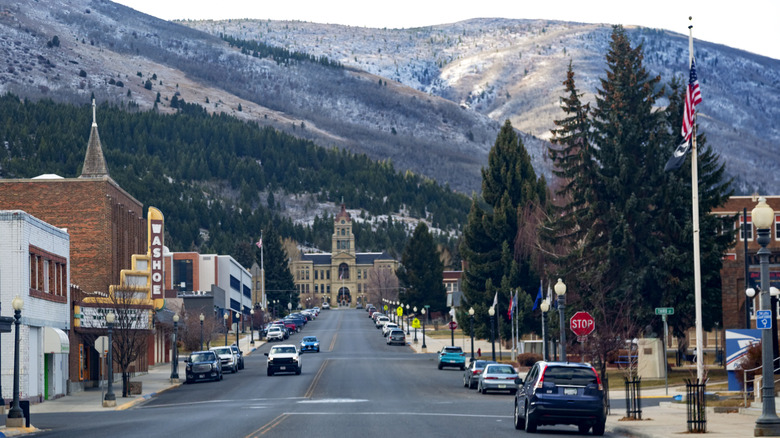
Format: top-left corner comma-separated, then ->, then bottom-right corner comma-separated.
492,291 -> 498,308
666,58 -> 702,172
532,283 -> 542,311
255,237 -> 262,249
508,291 -> 515,319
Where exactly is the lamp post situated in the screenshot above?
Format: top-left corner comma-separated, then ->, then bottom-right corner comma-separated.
413,306 -> 419,343
554,278 -> 567,361
750,197 -> 780,436
406,304 -> 410,335
235,312 -> 240,347
223,312 -> 228,346
540,299 -> 550,361
250,309 -> 255,345
489,306 -> 496,361
287,302 -> 292,317
7,297 -> 24,424
421,308 -> 427,349
199,313 -> 205,350
469,307 -> 475,361
102,310 -> 116,408
171,314 -> 180,382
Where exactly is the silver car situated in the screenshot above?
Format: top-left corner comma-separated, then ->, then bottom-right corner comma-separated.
477,363 -> 518,394
386,328 -> 406,345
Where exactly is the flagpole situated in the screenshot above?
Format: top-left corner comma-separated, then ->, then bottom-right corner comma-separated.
512,290 -> 516,361
260,230 -> 266,311
688,18 -> 704,384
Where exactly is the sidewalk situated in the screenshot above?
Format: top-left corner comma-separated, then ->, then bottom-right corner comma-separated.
0,332 -> 264,436
410,329 -> 760,437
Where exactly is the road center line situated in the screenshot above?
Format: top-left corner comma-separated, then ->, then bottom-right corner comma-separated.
304,358 -> 330,399
245,413 -> 288,437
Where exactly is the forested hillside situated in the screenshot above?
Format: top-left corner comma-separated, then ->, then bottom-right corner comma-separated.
0,94 -> 469,262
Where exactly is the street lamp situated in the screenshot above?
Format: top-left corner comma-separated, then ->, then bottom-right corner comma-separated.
199,313 -> 205,350
223,312 -> 229,346
555,278 -> 567,362
540,299 -> 550,361
250,309 -> 255,345
406,304 -> 411,335
288,302 -> 292,316
171,314 -> 180,382
750,197 -> 780,436
7,297 -> 24,424
421,307 -> 427,349
489,306 -> 496,361
102,310 -> 116,408
413,306 -> 419,343
469,307 -> 475,360
235,312 -> 240,347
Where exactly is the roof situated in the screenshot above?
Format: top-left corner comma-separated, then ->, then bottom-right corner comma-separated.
300,251 -> 396,266
79,100 -> 110,179
335,202 -> 351,222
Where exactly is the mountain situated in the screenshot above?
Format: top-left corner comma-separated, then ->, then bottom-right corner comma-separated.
1,1 -> 777,195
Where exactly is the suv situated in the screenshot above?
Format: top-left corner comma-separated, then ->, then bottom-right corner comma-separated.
386,328 -> 406,345
514,361 -> 606,435
265,344 -> 302,376
266,326 -> 285,342
184,350 -> 222,383
210,346 -> 239,373
437,346 -> 466,370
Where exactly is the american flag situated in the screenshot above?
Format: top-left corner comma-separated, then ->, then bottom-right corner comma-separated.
255,237 -> 262,249
681,58 -> 702,143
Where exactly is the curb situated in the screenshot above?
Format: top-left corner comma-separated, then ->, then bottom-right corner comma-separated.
114,382 -> 181,411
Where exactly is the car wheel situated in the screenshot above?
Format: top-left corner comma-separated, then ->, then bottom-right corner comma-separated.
578,424 -> 590,434
460,364 -> 465,371
592,421 -> 606,436
295,366 -> 302,375
509,389 -> 517,395
479,382 -> 487,394
463,375 -> 469,387
469,378 -> 476,389
514,402 -> 525,430
233,365 -> 238,373
525,405 -> 537,433
267,368 -> 273,376
437,363 -> 443,370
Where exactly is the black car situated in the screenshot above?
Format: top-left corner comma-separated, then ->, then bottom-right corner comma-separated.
514,361 -> 606,435
184,351 -> 222,383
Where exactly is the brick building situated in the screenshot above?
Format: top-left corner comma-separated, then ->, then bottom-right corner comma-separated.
0,102 -> 148,393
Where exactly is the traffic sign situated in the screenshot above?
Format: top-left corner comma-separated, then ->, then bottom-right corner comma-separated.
95,336 -> 109,356
655,307 -> 674,315
397,306 -> 403,317
448,321 -> 458,330
570,311 -> 595,336
757,310 -> 772,329
412,318 -> 421,329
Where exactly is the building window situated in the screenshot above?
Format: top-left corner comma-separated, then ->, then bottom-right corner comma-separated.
314,270 -> 319,280
326,285 -> 331,294
29,246 -> 67,299
326,270 -> 330,280
739,216 -> 753,241
315,285 -> 319,294
776,214 -> 780,240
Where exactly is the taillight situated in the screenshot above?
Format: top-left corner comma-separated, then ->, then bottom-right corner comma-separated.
591,367 -> 604,391
535,365 -> 547,390
460,353 -> 465,356
485,376 -> 498,380
472,370 -> 480,375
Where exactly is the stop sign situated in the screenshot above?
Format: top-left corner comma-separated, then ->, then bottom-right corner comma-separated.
448,321 -> 458,330
570,311 -> 595,336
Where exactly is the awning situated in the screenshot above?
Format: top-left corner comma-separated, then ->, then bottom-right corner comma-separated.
43,327 -> 70,354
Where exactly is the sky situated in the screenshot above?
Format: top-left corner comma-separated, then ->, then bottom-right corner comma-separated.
113,0 -> 780,61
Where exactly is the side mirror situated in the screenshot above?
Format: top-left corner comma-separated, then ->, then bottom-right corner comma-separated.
263,352 -> 269,357
515,377 -> 524,385
184,358 -> 190,364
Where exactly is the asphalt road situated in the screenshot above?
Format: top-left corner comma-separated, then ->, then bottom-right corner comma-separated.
28,310 -> 659,437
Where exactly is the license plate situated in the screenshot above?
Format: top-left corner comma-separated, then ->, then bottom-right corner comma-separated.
448,360 -> 455,363
199,374 -> 204,378
564,388 -> 577,395
498,384 -> 506,389
280,366 -> 286,370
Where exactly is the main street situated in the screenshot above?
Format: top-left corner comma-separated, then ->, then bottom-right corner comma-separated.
27,309 -> 639,437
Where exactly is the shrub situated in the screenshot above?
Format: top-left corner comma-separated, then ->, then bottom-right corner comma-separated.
517,353 -> 542,366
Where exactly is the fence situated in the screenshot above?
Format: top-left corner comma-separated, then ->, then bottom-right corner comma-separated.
685,379 -> 706,433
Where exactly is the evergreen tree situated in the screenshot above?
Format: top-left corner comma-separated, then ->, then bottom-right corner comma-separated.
398,222 -> 447,313
259,226 -> 297,310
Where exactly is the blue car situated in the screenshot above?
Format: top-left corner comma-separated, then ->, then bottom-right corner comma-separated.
300,336 -> 320,353
437,346 -> 466,370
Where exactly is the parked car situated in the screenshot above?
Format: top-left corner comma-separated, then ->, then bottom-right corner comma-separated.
477,363 -> 518,394
381,322 -> 399,337
386,329 -> 406,345
266,326 -> 285,342
300,336 -> 320,353
184,350 -> 222,383
463,359 -> 496,389
265,344 -> 302,376
322,302 -> 330,309
437,346 -> 466,370
375,315 -> 390,328
209,346 -> 239,373
514,361 -> 606,435
230,344 -> 244,370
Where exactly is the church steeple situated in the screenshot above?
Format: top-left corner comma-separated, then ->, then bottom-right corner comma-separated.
79,99 -> 110,179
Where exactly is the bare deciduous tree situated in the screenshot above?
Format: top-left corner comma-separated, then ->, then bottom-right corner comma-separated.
366,267 -> 399,307
107,284 -> 153,397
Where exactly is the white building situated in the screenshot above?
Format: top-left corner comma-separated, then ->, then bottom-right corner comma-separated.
0,210 -> 70,403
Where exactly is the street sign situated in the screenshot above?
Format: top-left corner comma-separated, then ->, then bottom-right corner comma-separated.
396,306 -> 403,317
655,307 -> 674,315
448,321 -> 458,330
412,318 -> 421,329
383,305 -> 388,311
570,311 -> 595,337
95,336 -> 109,356
757,310 -> 772,329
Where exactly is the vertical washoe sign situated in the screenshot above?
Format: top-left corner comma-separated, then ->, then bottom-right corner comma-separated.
148,207 -> 164,309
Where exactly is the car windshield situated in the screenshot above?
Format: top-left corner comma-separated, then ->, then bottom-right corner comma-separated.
486,365 -> 515,374
443,347 -> 462,353
271,346 -> 297,354
543,366 -> 598,385
303,337 -> 317,342
212,347 -> 231,354
473,360 -> 492,368
189,353 -> 214,362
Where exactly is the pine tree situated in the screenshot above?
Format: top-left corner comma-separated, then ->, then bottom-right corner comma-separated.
398,222 -> 447,313
259,226 -> 297,309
